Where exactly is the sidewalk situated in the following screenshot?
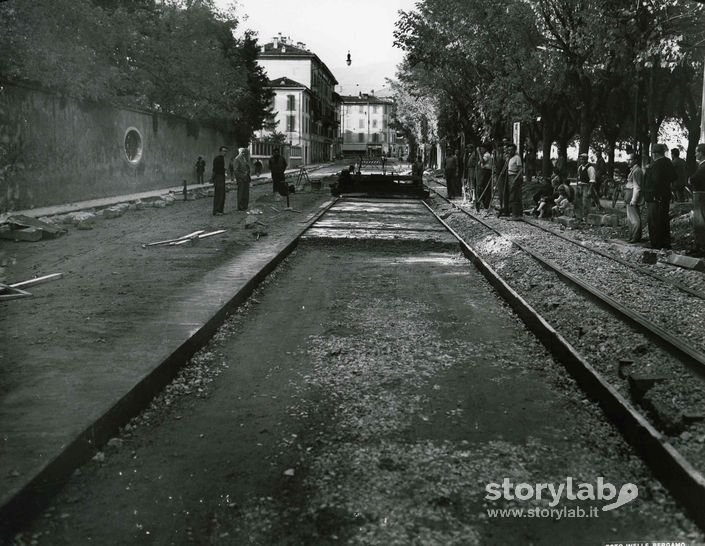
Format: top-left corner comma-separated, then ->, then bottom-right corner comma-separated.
0,163 -> 334,223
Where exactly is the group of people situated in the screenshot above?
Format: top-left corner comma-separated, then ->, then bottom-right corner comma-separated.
444,139 -> 525,220
623,142 -> 705,249
196,146 -> 291,216
441,137 -> 705,251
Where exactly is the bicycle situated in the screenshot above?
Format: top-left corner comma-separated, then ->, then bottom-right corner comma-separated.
610,176 -> 625,209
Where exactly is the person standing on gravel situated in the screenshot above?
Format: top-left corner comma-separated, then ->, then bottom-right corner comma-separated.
477,143 -> 493,210
269,148 -> 288,200
554,150 -> 568,187
465,144 -> 478,203
690,143 -> 705,191
211,146 -> 228,216
444,149 -> 460,199
233,147 -> 251,211
575,153 -> 597,222
643,143 -> 677,249
195,156 -> 206,185
624,153 -> 644,244
670,148 -> 687,202
506,143 -> 523,220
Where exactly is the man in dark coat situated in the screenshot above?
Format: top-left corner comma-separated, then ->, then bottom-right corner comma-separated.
689,143 -> 705,250
444,149 -> 460,198
671,148 -> 688,201
643,143 -> 677,249
195,156 -> 206,184
689,143 -> 705,192
268,147 -> 288,199
211,146 -> 228,215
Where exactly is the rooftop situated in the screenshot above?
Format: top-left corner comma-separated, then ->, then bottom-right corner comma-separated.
340,94 -> 394,105
268,77 -> 307,89
259,34 -> 338,86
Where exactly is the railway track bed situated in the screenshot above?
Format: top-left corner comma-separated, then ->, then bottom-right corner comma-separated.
5,195 -> 705,544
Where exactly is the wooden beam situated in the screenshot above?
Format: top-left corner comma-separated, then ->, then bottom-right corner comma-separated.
9,273 -> 63,290
145,230 -> 206,247
0,292 -> 32,301
198,230 -> 227,239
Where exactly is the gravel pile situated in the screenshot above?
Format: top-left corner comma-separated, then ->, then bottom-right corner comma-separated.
426,191 -> 705,478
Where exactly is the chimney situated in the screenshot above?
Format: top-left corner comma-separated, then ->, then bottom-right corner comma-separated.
281,46 -> 286,53
272,36 -> 279,48
296,42 -> 305,49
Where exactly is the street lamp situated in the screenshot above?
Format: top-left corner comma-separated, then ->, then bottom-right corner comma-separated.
346,51 -> 352,66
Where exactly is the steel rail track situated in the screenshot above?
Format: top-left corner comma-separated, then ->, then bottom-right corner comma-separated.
419,194 -> 705,532
522,216 -> 705,301
427,183 -> 705,381
432,179 -> 705,300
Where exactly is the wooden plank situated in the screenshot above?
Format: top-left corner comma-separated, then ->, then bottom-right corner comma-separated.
198,229 -> 227,239
9,273 -> 63,290
0,292 -> 32,301
145,230 -> 206,247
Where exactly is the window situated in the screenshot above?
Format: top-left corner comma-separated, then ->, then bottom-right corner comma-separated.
124,127 -> 143,163
372,119 -> 377,129
373,105 -> 378,114
287,115 -> 295,132
358,133 -> 364,143
287,95 -> 296,111
372,133 -> 379,143
359,105 -> 364,113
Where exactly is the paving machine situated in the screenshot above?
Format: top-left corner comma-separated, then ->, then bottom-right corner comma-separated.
331,158 -> 428,199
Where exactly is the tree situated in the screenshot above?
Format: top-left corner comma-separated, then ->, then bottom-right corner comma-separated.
0,0 -> 274,143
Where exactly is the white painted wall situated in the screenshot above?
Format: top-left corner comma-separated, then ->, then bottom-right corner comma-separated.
259,58 -> 311,87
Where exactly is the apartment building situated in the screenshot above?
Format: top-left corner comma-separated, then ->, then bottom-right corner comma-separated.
339,94 -> 396,158
253,35 -> 339,166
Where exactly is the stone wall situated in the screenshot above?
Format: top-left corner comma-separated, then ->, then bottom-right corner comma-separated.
0,82 -> 229,213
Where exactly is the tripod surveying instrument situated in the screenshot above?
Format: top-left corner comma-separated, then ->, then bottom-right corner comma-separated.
295,166 -> 311,192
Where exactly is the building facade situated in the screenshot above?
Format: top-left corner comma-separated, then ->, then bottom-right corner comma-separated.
339,94 -> 397,158
252,35 -> 339,167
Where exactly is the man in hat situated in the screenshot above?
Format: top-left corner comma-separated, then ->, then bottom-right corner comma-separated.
575,153 -> 597,222
644,143 -> 677,249
211,146 -> 228,215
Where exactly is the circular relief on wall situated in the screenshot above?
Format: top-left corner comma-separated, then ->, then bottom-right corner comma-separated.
124,127 -> 143,163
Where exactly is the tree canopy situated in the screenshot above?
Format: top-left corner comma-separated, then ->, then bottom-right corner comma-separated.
392,0 -> 705,170
0,0 -> 273,144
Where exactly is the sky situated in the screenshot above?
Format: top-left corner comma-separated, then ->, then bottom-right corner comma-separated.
220,0 -> 418,96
